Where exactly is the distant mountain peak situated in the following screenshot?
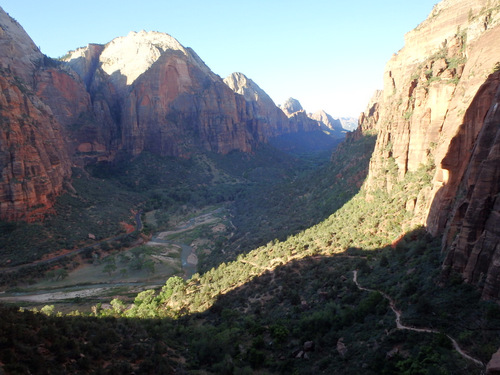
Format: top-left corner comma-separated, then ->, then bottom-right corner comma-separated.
64,30 -> 212,88
339,117 -> 358,131
280,97 -> 304,115
223,72 -> 274,104
309,110 -> 344,133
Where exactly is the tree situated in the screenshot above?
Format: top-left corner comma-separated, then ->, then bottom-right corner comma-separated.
55,268 -> 68,281
103,263 -> 117,276
40,305 -> 55,316
160,276 -> 186,301
110,298 -> 126,314
143,259 -> 155,276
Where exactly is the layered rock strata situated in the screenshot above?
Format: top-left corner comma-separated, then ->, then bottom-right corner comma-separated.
440,71 -> 500,299
309,110 -> 346,138
224,72 -> 292,138
0,8 -> 72,221
358,0 -> 500,298
0,9 -> 332,220
65,32 -> 328,159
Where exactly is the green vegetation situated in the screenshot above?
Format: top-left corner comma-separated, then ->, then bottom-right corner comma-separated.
2,185 -> 497,373
0,136 -> 360,281
0,131 -> 498,374
0,167 -> 141,268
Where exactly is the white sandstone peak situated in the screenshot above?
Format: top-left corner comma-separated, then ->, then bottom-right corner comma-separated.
0,6 -> 42,81
98,30 -> 188,86
224,72 -> 274,104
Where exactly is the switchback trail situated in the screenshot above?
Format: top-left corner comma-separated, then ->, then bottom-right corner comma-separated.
352,270 -> 485,369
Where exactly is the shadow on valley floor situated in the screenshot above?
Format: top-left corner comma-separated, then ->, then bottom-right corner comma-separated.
0,134 -> 374,300
212,133 -> 377,269
197,229 -> 498,374
2,229 -> 499,374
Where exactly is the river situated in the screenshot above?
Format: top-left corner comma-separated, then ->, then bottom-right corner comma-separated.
147,234 -> 197,280
147,208 -> 224,279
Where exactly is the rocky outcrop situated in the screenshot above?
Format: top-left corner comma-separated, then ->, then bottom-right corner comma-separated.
0,8 -> 40,85
65,32 -> 327,158
278,97 -> 323,133
224,72 -> 291,138
339,117 -> 358,131
487,348 -> 500,375
225,74 -> 334,139
357,0 -> 500,298
64,31 -> 257,157
309,110 -> 346,138
280,97 -> 304,116
0,73 -> 71,221
0,7 -> 72,221
439,71 -> 500,299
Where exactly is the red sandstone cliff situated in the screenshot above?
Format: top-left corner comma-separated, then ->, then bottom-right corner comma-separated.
0,8 -> 72,221
64,31 -> 327,159
358,0 -> 500,298
0,15 -> 333,220
224,72 -> 292,138
308,110 -> 346,138
440,71 -> 500,299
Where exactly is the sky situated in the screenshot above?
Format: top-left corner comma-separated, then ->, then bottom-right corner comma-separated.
2,1 -> 438,118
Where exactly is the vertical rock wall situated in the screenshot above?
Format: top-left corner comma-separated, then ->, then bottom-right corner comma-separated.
358,0 -> 500,298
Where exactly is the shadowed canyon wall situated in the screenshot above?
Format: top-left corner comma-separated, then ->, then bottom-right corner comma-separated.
358,0 -> 500,298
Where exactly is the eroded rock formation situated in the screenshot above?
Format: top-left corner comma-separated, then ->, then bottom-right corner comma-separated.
64,31 -> 258,157
358,0 -> 500,298
224,72 -> 291,138
0,8 -> 72,221
0,10 -> 333,220
309,110 -> 346,138
440,71 -> 500,299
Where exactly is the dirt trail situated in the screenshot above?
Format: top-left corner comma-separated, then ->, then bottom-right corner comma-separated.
352,270 -> 485,369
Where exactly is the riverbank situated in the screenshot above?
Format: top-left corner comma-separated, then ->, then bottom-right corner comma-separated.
0,206 -> 230,307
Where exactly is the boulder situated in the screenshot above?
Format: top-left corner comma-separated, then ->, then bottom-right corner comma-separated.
337,338 -> 347,358
487,348 -> 500,375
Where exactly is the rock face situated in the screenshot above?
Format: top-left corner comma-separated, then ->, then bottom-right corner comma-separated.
64,31 -> 258,157
280,97 -> 304,116
338,117 -> 358,131
487,347 -> 500,375
225,74 -> 333,139
358,0 -> 500,298
309,110 -> 346,138
0,74 -> 72,222
278,97 -> 324,133
224,72 -> 291,138
0,8 -> 40,85
0,10 -> 333,220
0,8 -> 72,221
439,71 -> 500,299
65,33 -> 329,159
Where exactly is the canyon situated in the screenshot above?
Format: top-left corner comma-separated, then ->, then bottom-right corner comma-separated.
0,0 -> 499,301
0,10 -> 341,222
1,0 -> 500,299
1,0 -> 500,373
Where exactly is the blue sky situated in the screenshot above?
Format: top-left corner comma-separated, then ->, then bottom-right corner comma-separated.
2,1 -> 438,118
